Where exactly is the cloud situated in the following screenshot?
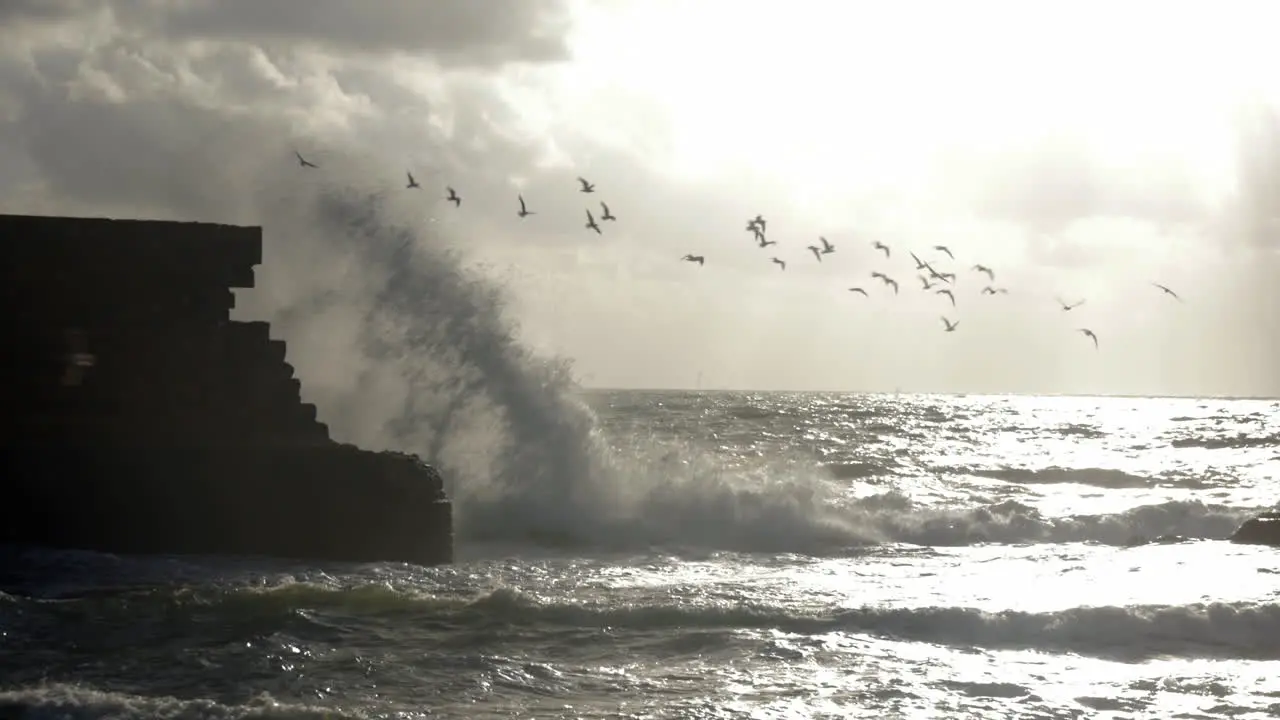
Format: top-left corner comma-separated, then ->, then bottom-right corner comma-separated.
929,133 -> 1214,234
0,1 -> 1277,400
0,0 -> 572,66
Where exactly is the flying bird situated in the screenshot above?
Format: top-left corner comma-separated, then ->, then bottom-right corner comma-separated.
585,209 -> 602,234
517,194 -> 534,218
445,187 -> 461,207
771,257 -> 786,270
981,286 -> 1008,295
681,254 -> 705,265
1078,328 -> 1099,348
1152,283 -> 1181,301
873,241 -> 891,258
871,272 -> 899,295
600,202 -> 617,221
753,214 -> 767,232
936,288 -> 955,306
934,245 -> 954,259
577,177 -> 595,193
294,151 -> 318,168
938,271 -> 956,283
1057,297 -> 1085,311
919,276 -> 935,290
848,287 -> 868,296
972,264 -> 994,280
910,252 -> 929,271
818,237 -> 835,254
807,245 -> 823,261
941,317 -> 959,332
756,235 -> 776,248
406,171 -> 420,189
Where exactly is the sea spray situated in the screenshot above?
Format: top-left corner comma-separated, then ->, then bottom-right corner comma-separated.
257,182 -> 628,544
249,178 -> 865,551
248,178 -> 1264,555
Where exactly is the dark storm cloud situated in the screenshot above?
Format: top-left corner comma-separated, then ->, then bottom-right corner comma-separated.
0,0 -> 86,23
0,0 -> 578,218
1,0 -> 571,66
159,0 -> 572,64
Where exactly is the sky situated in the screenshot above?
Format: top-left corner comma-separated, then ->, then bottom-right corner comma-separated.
1,0 -> 1279,398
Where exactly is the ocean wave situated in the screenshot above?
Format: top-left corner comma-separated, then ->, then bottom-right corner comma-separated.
464,493 -> 1257,555
15,584 -> 1276,662
0,684 -> 354,720
466,589 -> 1280,661
195,184 -> 1264,561
966,466 -> 1205,490
1170,433 -> 1279,450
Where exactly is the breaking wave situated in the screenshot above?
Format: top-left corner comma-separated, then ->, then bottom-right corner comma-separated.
8,583 -> 1278,662
258,184 -> 1263,557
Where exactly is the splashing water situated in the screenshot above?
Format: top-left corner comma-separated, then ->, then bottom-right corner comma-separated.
246,175 -> 1268,557
246,177 -> 868,553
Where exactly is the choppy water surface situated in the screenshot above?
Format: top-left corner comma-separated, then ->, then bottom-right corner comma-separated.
3,391 -> 1279,719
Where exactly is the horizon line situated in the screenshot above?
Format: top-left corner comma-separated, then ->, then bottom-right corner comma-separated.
576,386 -> 1280,401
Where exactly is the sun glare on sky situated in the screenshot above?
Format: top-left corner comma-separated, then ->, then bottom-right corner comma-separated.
554,0 -> 1276,201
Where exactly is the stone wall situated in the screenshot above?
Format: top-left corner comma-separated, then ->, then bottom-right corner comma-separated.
0,213 -> 452,565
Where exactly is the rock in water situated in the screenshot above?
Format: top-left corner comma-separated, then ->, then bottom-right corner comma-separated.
1229,512 -> 1280,546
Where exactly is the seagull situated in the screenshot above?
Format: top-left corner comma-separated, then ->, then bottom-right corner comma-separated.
753,215 -> 767,232
938,271 -> 956,283
406,171 -> 420,189
871,272 -> 899,294
1057,297 -> 1085,311
936,288 -> 956,306
445,187 -> 461,207
294,151 -> 318,168
910,252 -> 929,270
600,202 -> 617,221
577,177 -> 595,193
771,257 -> 786,270
1078,328 -> 1099,348
756,235 -> 776,248
934,245 -> 954,259
919,276 -> 935,290
1152,283 -> 1181,301
981,286 -> 1008,295
681,254 -> 705,265
848,287 -> 868,296
517,194 -> 534,218
873,241 -> 891,258
972,264 -> 994,280
807,245 -> 823,261
818,237 -> 835,254
941,317 -> 959,332
585,209 -> 602,234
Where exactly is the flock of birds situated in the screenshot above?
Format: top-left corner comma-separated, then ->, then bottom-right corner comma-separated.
293,150 -> 1185,347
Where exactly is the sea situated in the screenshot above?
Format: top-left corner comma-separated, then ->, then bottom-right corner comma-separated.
2,389 -> 1279,719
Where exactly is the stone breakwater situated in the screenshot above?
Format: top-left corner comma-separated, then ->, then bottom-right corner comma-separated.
0,213 -> 452,566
